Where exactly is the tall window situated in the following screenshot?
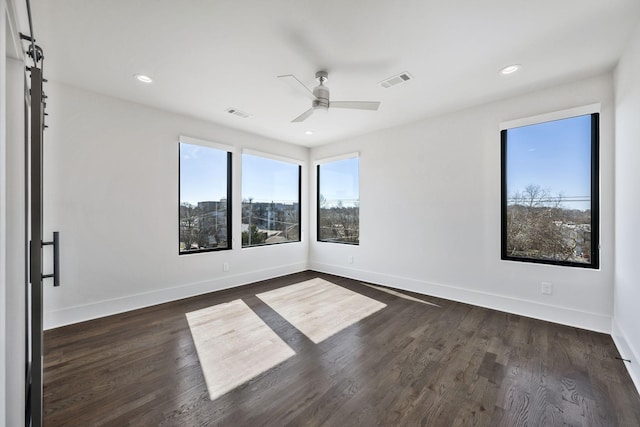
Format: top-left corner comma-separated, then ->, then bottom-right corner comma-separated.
241,153 -> 301,247
179,139 -> 232,254
501,113 -> 599,268
317,156 -> 360,244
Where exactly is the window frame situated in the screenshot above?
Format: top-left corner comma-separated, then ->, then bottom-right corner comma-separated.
240,151 -> 302,248
178,137 -> 233,255
500,111 -> 600,269
316,154 -> 360,245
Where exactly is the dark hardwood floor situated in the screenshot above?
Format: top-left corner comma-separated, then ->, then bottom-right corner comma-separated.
44,271 -> 640,426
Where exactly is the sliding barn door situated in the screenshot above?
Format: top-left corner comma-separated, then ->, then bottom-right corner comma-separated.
25,44 -> 58,427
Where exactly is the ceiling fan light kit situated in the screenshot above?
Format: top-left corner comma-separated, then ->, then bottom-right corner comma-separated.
278,70 -> 381,123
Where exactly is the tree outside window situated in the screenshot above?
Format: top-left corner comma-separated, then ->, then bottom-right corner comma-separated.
501,113 -> 599,268
317,156 -> 360,245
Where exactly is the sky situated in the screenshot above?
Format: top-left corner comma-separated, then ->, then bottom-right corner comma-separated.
180,143 -> 359,208
180,143 -> 228,205
319,157 -> 359,207
506,114 -> 593,210
241,154 -> 299,203
180,144 -> 300,205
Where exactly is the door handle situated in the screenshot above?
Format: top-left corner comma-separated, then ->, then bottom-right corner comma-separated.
42,231 -> 60,287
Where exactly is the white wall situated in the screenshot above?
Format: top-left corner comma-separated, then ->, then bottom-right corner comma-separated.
42,82 -> 310,329
4,56 -> 26,427
2,0 -> 27,424
311,74 -> 615,333
613,23 -> 640,393
0,3 -> 8,423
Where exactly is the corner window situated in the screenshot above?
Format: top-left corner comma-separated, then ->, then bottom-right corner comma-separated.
317,156 -> 360,244
501,113 -> 599,268
241,153 -> 301,247
179,139 -> 232,254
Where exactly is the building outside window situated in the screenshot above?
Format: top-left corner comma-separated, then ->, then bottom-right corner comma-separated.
179,138 -> 232,254
242,153 -> 301,247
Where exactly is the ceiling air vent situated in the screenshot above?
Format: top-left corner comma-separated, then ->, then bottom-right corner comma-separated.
225,107 -> 252,118
378,72 -> 413,89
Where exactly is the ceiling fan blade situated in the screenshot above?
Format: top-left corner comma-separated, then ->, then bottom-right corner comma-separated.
330,101 -> 381,111
292,107 -> 314,122
277,74 -> 317,101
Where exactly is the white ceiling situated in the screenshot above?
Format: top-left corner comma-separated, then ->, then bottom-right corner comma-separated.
31,0 -> 640,147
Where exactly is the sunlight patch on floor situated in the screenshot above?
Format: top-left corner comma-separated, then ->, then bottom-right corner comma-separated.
360,283 -> 441,307
186,299 -> 295,401
257,278 -> 386,344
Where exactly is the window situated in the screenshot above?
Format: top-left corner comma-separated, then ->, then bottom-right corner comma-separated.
501,112 -> 599,268
241,153 -> 301,247
317,156 -> 360,244
179,139 -> 232,254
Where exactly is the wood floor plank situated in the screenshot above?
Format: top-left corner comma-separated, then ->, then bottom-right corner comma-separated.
43,271 -> 640,426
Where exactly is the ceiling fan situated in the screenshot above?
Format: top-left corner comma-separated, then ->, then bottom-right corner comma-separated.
277,71 -> 381,123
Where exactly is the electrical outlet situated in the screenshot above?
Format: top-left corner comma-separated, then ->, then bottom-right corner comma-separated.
541,282 -> 553,295
223,262 -> 229,272
348,256 -> 354,264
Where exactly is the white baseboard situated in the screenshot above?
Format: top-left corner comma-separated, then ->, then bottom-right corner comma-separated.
611,318 -> 640,396
45,260 -> 614,336
309,262 -> 612,334
44,262 -> 308,330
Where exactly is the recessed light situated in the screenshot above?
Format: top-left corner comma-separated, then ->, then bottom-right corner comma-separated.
134,73 -> 153,83
499,64 -> 521,75
304,130 -> 313,135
